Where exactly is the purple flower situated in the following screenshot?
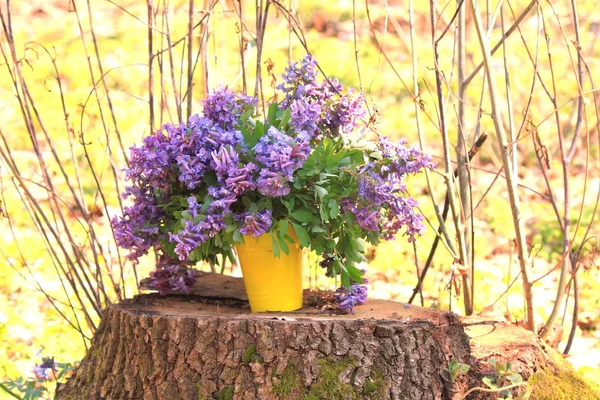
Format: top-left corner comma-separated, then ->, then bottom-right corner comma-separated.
170,116 -> 245,190
256,169 -> 291,197
277,55 -> 364,138
170,214 -> 227,260
211,145 -> 239,177
289,97 -> 322,135
340,198 -> 381,232
278,55 -> 321,109
335,284 -> 368,313
210,145 -> 257,195
383,196 -> 426,241
206,188 -> 237,214
235,209 -> 272,237
339,137 -> 435,242
377,136 -> 437,179
202,87 -> 256,130
253,126 -> 310,197
322,89 -> 365,135
224,162 -> 257,195
111,192 -> 164,264
33,357 -> 57,381
319,253 -> 336,277
125,130 -> 176,194
147,265 -> 197,295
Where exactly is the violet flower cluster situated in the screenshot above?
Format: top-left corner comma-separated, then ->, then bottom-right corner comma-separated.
335,283 -> 368,313
112,55 -> 435,309
254,126 -> 311,197
277,55 -> 365,138
147,265 -> 197,295
32,357 -> 56,381
341,137 -> 436,243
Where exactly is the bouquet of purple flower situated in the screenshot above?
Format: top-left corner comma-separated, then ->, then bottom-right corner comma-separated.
112,56 -> 435,311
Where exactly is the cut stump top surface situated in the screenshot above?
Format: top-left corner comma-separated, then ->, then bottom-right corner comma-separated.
119,293 -> 457,326
135,271 -> 457,326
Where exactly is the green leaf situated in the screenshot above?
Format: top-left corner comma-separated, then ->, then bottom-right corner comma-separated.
329,199 -> 339,219
346,264 -> 364,284
283,197 -> 295,213
278,220 -> 289,236
290,210 -> 314,223
233,230 -> 242,243
272,234 -> 280,258
239,108 -> 253,123
369,151 -> 383,160
0,383 -> 22,400
447,360 -> 459,370
200,198 -> 212,213
291,223 -> 310,248
482,376 -> 496,389
277,234 -> 290,255
242,196 -> 252,209
181,210 -> 192,220
279,108 -> 291,128
203,172 -> 219,187
242,118 -> 266,148
311,225 -> 326,233
340,267 -> 351,288
507,373 -> 523,384
313,241 -> 324,255
319,203 -> 329,222
314,185 -> 327,199
256,199 -> 267,212
267,102 -> 279,126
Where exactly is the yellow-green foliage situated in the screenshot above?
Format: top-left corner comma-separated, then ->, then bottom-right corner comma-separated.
272,362 -> 301,398
532,368 -> 600,400
531,353 -> 600,400
272,358 -> 390,400
215,386 -> 234,400
304,358 -> 357,400
243,345 -> 264,365
361,366 -> 389,400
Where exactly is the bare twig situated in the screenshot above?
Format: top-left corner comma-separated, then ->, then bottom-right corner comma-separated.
187,0 -> 194,120
430,0 -> 472,315
469,0 -> 535,331
148,0 -> 155,131
464,0 -> 537,85
409,133 -> 488,304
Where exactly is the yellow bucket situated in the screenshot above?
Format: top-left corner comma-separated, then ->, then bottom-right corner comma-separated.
235,229 -> 303,312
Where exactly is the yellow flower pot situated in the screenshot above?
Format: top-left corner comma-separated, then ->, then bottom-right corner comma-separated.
235,229 -> 303,312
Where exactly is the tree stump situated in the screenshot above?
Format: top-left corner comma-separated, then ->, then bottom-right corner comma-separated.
55,274 -> 599,400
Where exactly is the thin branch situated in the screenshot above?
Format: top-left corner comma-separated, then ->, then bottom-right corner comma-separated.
469,0 -> 535,331
430,0 -> 472,315
186,0 -> 194,120
464,0 -> 537,85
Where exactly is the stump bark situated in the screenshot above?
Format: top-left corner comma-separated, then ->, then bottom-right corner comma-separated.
55,274 -> 598,400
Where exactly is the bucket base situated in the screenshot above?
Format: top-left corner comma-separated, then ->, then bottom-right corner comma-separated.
235,231 -> 303,313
